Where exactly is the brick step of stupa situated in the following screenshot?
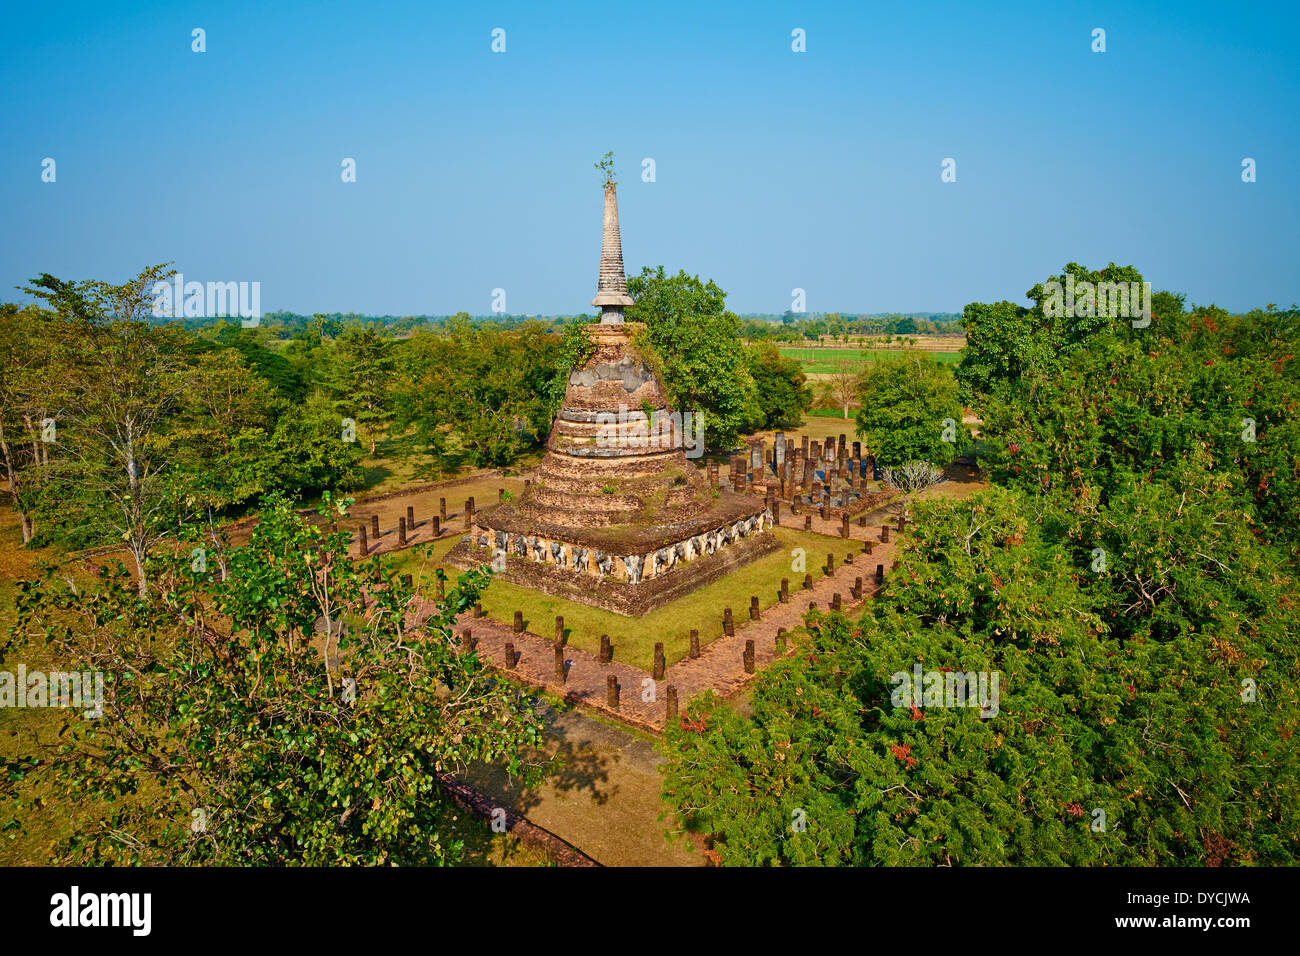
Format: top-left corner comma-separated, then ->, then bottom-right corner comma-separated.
530,486 -> 699,513
528,489 -> 643,522
534,449 -> 686,479
551,411 -> 675,436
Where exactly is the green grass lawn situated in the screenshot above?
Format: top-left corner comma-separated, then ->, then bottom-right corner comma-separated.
388,526 -> 857,670
779,346 -> 961,375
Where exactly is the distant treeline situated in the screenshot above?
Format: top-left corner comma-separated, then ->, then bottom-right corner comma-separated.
739,312 -> 963,323
167,310 -> 963,340
740,312 -> 964,341
168,311 -> 593,336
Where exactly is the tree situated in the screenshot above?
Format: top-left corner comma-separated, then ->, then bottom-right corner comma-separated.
169,348 -> 279,467
662,277 -> 1300,868
1027,262 -> 1148,348
328,323 -> 396,455
207,322 -> 306,401
283,314 -> 336,396
744,342 -> 811,430
5,271 -> 369,563
881,460 -> 944,496
6,495 -> 548,864
594,150 -> 617,186
626,266 -> 753,448
825,313 -> 848,341
952,299 -> 1036,403
0,304 -> 61,542
394,318 -> 560,470
24,266 -> 188,595
209,388 -> 366,507
827,361 -> 863,420
660,486 -> 1300,865
855,352 -> 966,469
956,263 -> 1183,404
980,306 -> 1300,545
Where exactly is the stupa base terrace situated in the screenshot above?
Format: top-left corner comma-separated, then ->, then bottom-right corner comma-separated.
444,492 -> 778,616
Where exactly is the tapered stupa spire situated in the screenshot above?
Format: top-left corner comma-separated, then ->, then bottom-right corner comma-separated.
592,182 -> 635,323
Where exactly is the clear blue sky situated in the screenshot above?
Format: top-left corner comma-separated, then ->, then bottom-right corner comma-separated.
3,0 -> 1297,316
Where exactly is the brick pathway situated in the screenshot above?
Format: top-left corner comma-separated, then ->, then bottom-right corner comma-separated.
413,525 -> 905,734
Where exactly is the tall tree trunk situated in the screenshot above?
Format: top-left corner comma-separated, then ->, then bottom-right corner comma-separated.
132,541 -> 149,598
22,414 -> 42,474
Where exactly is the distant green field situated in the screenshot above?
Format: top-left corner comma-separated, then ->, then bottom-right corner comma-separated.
778,347 -> 961,374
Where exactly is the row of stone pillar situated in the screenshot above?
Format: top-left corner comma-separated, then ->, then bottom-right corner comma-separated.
730,441 -> 878,504
355,495 -> 486,555
487,613 -> 787,722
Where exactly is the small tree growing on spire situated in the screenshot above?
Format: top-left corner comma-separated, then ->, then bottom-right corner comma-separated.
595,151 -> 617,187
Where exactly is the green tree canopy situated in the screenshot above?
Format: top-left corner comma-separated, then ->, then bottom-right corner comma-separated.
661,486 -> 1300,865
627,266 -> 754,448
952,299 -> 1036,403
662,279 -> 1300,867
327,323 -> 396,455
743,342 -> 812,431
955,262 -> 1185,403
855,352 -> 966,468
393,317 -> 560,471
6,495 -> 547,864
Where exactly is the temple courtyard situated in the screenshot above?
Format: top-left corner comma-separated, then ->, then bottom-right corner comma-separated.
324,453 -> 990,737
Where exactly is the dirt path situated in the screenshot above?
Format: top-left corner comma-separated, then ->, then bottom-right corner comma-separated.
457,705 -> 704,867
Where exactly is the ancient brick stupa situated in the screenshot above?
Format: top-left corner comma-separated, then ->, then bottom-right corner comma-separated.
446,179 -> 776,615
